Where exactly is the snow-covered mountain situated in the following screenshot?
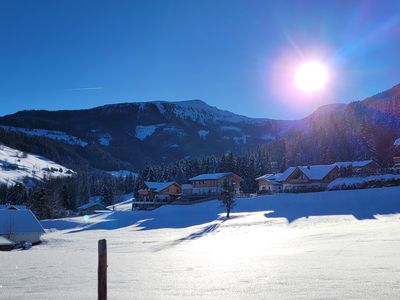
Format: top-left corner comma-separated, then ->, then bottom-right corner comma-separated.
0,144 -> 73,186
0,83 -> 400,170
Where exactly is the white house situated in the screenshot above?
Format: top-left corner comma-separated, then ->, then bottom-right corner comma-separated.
256,173 -> 283,193
0,205 -> 45,245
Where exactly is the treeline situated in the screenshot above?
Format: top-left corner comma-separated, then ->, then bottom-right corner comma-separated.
135,130 -> 397,193
0,172 -> 137,219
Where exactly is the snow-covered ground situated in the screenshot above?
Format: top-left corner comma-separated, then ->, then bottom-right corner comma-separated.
0,144 -> 73,186
135,124 -> 166,140
107,170 -> 138,178
98,133 -> 112,146
1,187 -> 400,299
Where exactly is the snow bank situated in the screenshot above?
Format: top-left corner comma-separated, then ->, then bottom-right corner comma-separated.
328,174 -> 400,190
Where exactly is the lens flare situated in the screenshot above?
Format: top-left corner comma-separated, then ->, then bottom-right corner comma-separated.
294,61 -> 329,93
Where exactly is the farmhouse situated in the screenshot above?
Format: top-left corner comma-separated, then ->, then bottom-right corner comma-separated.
139,181 -> 182,201
334,160 -> 380,174
189,172 -> 242,195
134,181 -> 182,210
281,165 -> 339,192
0,204 -> 45,245
256,173 -> 283,193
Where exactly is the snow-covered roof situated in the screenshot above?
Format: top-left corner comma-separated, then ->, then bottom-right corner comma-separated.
0,209 -> 45,234
77,202 -> 110,211
280,165 -> 336,181
144,181 -> 177,192
256,174 -> 274,181
189,172 -> 231,181
0,204 -> 27,210
279,167 -> 297,181
334,160 -> 375,168
256,173 -> 284,184
394,138 -> 400,146
328,174 -> 400,190
298,165 -> 337,180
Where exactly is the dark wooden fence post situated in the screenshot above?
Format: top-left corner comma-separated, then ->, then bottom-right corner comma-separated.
98,239 -> 107,300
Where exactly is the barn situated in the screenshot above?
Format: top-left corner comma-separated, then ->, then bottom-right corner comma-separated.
0,204 -> 45,245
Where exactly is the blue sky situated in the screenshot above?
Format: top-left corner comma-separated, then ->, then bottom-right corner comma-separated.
0,0 -> 399,119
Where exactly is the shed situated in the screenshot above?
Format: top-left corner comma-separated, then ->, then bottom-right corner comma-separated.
76,201 -> 111,215
0,205 -> 45,244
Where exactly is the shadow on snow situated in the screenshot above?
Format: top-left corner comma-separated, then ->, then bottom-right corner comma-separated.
41,187 -> 400,233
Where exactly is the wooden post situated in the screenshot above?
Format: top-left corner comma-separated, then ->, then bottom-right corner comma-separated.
98,239 -> 107,300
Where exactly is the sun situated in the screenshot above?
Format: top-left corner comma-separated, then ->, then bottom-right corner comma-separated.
294,61 -> 329,93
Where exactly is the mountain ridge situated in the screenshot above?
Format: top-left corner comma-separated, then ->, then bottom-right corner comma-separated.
0,83 -> 399,171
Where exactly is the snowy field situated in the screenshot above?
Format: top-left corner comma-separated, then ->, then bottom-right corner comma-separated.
1,187 -> 400,299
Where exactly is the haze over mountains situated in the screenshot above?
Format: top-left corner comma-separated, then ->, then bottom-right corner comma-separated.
0,84 -> 399,172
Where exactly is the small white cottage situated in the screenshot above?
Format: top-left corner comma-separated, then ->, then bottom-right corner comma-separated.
0,205 -> 45,245
256,173 -> 283,193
